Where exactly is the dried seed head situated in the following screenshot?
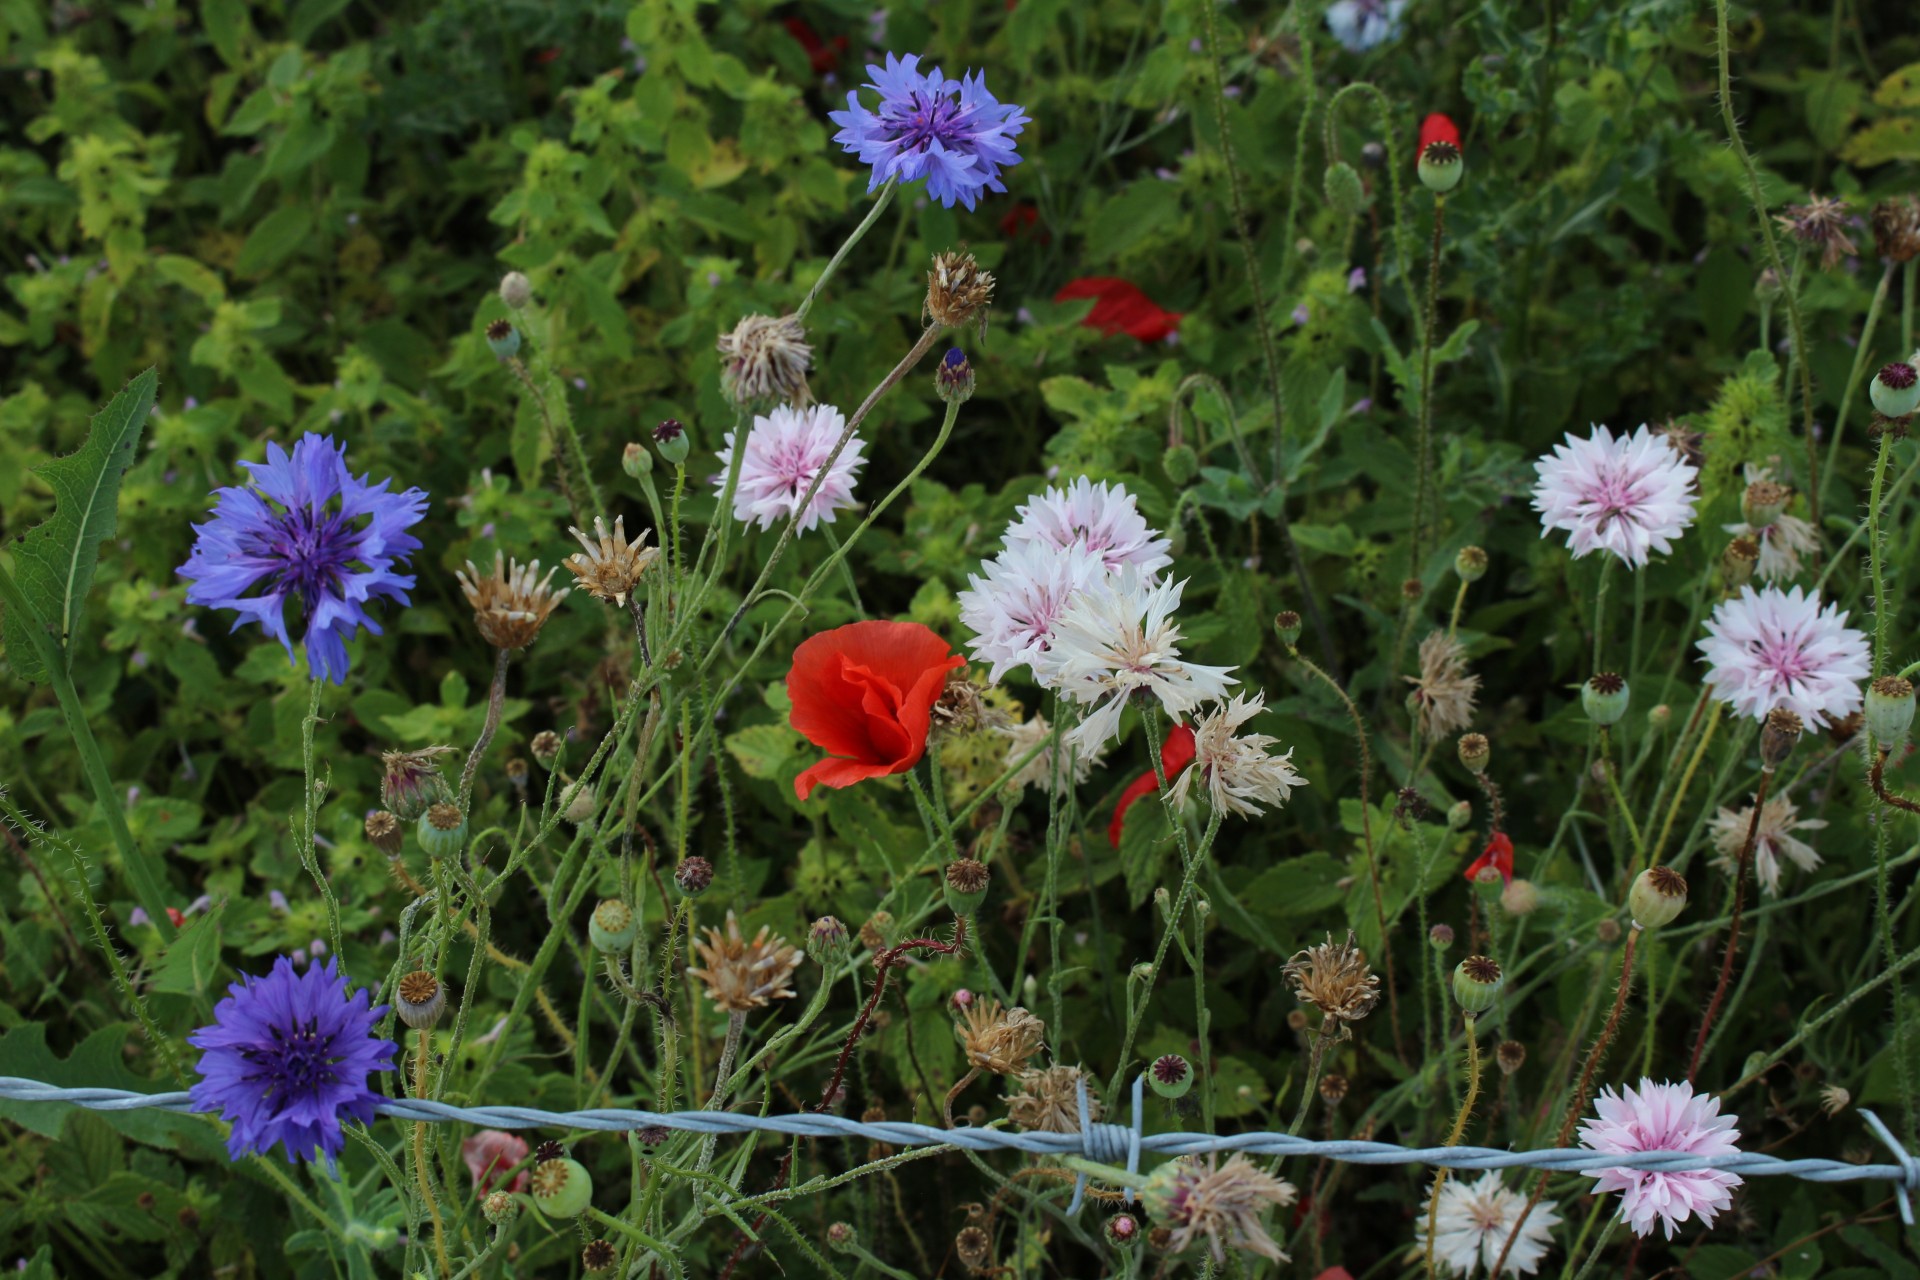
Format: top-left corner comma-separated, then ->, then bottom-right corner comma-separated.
1140,1154 -> 1297,1263
1282,931 -> 1380,1028
1654,417 -> 1705,469
1775,194 -> 1857,270
955,1225 -> 993,1273
859,910 -> 894,951
931,666 -> 1006,740
456,553 -> 570,650
1004,1064 -> 1099,1133
365,809 -> 403,856
926,250 -> 996,331
1406,633 -> 1480,740
1318,1072 -> 1349,1104
716,313 -> 812,406
1496,1040 -> 1527,1076
955,999 -> 1047,1075
1722,535 -> 1760,588
582,1240 -> 617,1273
1872,196 -> 1920,264
1456,732 -> 1490,774
687,911 -> 803,1014
1741,479 -> 1792,528
563,515 -> 660,608
1761,707 -> 1804,769
396,970 -> 445,1029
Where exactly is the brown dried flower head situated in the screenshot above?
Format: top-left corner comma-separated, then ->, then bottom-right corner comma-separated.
563,515 -> 660,608
859,910 -> 894,951
1141,1154 -> 1297,1263
1282,931 -> 1380,1028
1761,707 -> 1804,769
456,552 -> 569,650
581,1239 -> 618,1273
364,809 -> 402,856
686,911 -> 804,1014
379,745 -> 456,821
926,250 -> 996,332
717,312 -> 812,406
1654,417 -> 1704,469
1405,631 -> 1480,739
1775,194 -> 1857,271
1004,1064 -> 1099,1134
1318,1072 -> 1349,1104
1496,1040 -> 1527,1076
955,999 -> 1046,1075
1872,196 -> 1920,264
955,1225 -> 993,1274
931,666 -> 1009,740
1722,535 -> 1760,588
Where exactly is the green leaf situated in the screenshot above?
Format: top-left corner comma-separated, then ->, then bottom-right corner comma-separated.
0,1022 -> 206,1148
152,901 -> 229,996
234,205 -> 314,277
1,368 -> 156,684
1873,61 -> 1920,107
1841,116 -> 1920,167
1696,246 -> 1749,349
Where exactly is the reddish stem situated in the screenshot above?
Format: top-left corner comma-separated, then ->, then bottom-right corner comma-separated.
1687,767 -> 1773,1082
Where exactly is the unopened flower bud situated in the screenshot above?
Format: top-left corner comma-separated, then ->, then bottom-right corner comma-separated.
365,809 -> 403,856
622,441 -> 652,479
1148,1053 -> 1194,1099
1596,917 -> 1621,943
944,857 -> 991,915
1760,707 -> 1804,770
1742,479 -> 1791,527
1417,140 -> 1463,194
561,782 -> 597,825
505,758 -> 529,791
1446,799 -> 1472,831
1722,537 -> 1759,588
1429,923 -> 1455,950
1500,878 -> 1540,916
675,856 -> 714,896
826,1222 -> 858,1253
1324,161 -> 1366,218
1872,362 -> 1920,419
499,271 -> 532,310
1105,1212 -> 1141,1247
530,1157 -> 593,1218
485,318 -> 521,360
1451,955 -> 1503,1013
417,803 -> 467,858
1754,266 -> 1783,303
482,1189 -> 517,1226
590,899 -> 636,954
396,970 -> 446,1029
1130,961 -> 1155,982
1649,703 -> 1671,728
653,418 -> 690,465
1360,140 -> 1386,169
381,747 -> 454,821
1867,675 -> 1917,747
1274,611 -> 1302,648
1455,545 -> 1488,582
1582,672 -> 1629,726
807,916 -> 850,965
1629,866 -> 1688,930
1457,732 -> 1490,774
1162,443 -> 1199,486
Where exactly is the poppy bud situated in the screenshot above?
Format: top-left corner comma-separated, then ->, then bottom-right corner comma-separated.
1872,362 -> 1920,419
1649,703 -> 1671,729
1500,878 -> 1540,916
1274,610 -> 1303,648
1429,923 -> 1454,950
396,970 -> 446,1030
1582,672 -> 1629,726
1629,866 -> 1688,930
1760,707 -> 1803,770
590,899 -> 636,953
1457,732 -> 1490,774
1754,267 -> 1783,303
1496,1040 -> 1527,1076
622,441 -> 652,478
417,803 -> 468,858
1451,955 -> 1503,1013
826,1222 -> 858,1252
365,809 -> 403,856
1417,140 -> 1463,194
485,318 -> 521,360
676,856 -> 714,896
807,916 -> 850,965
1455,545 -> 1487,582
499,271 -> 533,310
1867,675 -> 1917,746
561,782 -> 597,825
1446,799 -> 1472,831
653,418 -> 691,465
530,1157 -> 593,1218
1360,140 -> 1386,170
1324,161 -> 1366,218
935,347 -> 976,404
1148,1053 -> 1194,1099
1162,442 -> 1199,486
944,858 -> 991,915
1742,479 -> 1791,527
1721,537 -> 1759,589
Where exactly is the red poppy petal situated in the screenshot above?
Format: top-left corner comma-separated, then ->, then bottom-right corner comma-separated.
1053,277 -> 1183,343
795,755 -> 899,802
1107,725 -> 1199,848
1162,723 -> 1197,774
1419,112 -> 1461,151
1108,772 -> 1162,849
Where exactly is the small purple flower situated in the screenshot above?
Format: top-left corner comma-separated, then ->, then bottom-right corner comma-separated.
828,53 -> 1029,210
177,435 -> 427,684
129,907 -> 150,926
1347,267 -> 1367,293
269,889 -> 290,914
188,957 -> 395,1164
1291,303 -> 1312,327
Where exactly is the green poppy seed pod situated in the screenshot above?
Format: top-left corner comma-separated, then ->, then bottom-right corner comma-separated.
1867,675 -> 1917,746
944,858 -> 991,916
396,970 -> 446,1030
531,730 -> 561,768
934,348 -> 976,404
1417,141 -> 1464,194
1429,923 -> 1455,951
1446,799 -> 1472,831
1454,545 -> 1488,583
485,318 -> 522,360
417,803 -> 468,858
530,1157 -> 592,1218
1871,362 -> 1920,418
1741,479 -> 1791,528
1451,955 -> 1504,1013
622,441 -> 652,479
590,899 -> 637,954
1162,443 -> 1199,486
1148,1053 -> 1194,1099
1324,161 -> 1366,218
482,1189 -> 517,1226
1629,866 -> 1689,930
1274,611 -> 1303,648
499,271 -> 533,310
1457,733 -> 1490,774
1722,536 -> 1760,589
653,418 -> 691,465
807,916 -> 851,966
1582,672 -> 1630,727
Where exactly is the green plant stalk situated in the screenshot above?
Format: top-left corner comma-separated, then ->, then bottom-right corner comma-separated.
299,680 -> 345,959
0,562 -> 176,941
1905,259 -> 1917,356
1647,701 -> 1722,867
795,179 -> 897,322
1423,1013 -> 1482,1280
1818,261 -> 1895,516
1411,193 -> 1448,579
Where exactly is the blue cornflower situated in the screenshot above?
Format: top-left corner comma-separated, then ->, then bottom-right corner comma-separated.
1325,0 -> 1409,52
188,956 -> 396,1164
827,53 -> 1029,211
177,434 -> 427,683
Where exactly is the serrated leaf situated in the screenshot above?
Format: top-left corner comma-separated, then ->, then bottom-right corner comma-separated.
1,368 -> 157,684
1873,61 -> 1920,108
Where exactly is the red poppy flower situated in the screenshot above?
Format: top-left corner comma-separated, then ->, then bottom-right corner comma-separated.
783,16 -> 848,76
788,620 -> 965,801
999,201 -> 1047,243
461,1130 -> 530,1196
1108,723 -> 1197,848
1419,112 -> 1461,153
165,906 -> 185,928
1464,831 -> 1513,887
1313,1270 -> 1356,1280
1054,277 -> 1183,344
532,46 -> 563,66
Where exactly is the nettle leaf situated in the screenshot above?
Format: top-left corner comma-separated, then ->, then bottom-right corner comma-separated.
1,368 -> 156,685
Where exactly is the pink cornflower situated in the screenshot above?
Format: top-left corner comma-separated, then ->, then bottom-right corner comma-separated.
1698,585 -> 1870,728
1003,477 -> 1172,575
1531,424 -> 1698,567
713,404 -> 865,532
1578,1079 -> 1742,1239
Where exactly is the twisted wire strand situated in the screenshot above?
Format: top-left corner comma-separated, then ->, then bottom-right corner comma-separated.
3,1077 -> 1913,1221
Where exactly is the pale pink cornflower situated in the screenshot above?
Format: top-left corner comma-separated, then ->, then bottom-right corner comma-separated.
1169,692 -> 1308,818
1698,585 -> 1870,728
1031,566 -> 1237,750
1003,477 -> 1172,575
1417,1171 -> 1562,1276
957,541 -> 1108,684
1531,424 -> 1698,566
713,404 -> 865,532
1708,793 -> 1825,896
1578,1079 -> 1742,1240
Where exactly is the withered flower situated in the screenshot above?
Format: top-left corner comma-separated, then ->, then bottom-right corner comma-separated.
931,666 -> 1010,740
1004,1064 -> 1099,1134
1653,417 -> 1705,470
717,312 -> 812,406
1871,196 -> 1920,264
955,999 -> 1046,1075
1775,194 -> 1857,271
563,515 -> 660,608
1140,1155 -> 1297,1263
686,911 -> 804,1014
955,1225 -> 993,1274
1282,931 -> 1380,1030
380,745 -> 456,821
1405,631 -> 1480,739
456,552 -> 569,650
926,250 -> 996,333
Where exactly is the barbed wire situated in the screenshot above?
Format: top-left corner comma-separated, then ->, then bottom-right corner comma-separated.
3,1075 -> 1915,1225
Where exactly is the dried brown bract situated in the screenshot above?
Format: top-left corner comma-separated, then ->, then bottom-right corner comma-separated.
563,515 -> 660,608
1405,632 -> 1480,739
1004,1064 -> 1099,1134
717,312 -> 812,406
1282,931 -> 1380,1030
456,552 -> 569,650
955,999 -> 1046,1075
1775,194 -> 1857,271
1141,1155 -> 1297,1263
686,911 -> 804,1014
1872,196 -> 1920,264
926,250 -> 996,333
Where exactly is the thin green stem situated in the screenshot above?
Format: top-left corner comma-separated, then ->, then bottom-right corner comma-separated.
1820,261 -> 1895,515
299,680 -> 344,959
797,181 -> 898,323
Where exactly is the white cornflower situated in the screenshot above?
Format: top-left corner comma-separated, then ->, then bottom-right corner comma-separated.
1531,424 -> 1699,567
1417,1172 -> 1562,1277
957,541 -> 1108,685
1709,793 -> 1826,896
713,404 -> 864,532
1698,585 -> 1870,728
998,714 -> 1106,796
1031,566 -> 1237,750
1003,477 -> 1172,575
1169,693 -> 1307,817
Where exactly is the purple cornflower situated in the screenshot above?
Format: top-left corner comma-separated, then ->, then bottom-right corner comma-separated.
188,957 -> 395,1164
828,53 -> 1028,210
177,434 -> 426,683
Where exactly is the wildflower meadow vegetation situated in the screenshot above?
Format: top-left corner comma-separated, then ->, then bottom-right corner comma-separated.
9,0 -> 1920,1277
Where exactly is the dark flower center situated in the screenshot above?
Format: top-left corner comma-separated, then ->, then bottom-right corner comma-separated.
243,1019 -> 343,1099
893,90 -> 967,154
255,504 -> 368,614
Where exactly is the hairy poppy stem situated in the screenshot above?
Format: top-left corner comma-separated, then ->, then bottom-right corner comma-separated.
459,647 -> 511,813
1688,767 -> 1772,1082
1423,1012 -> 1482,1280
